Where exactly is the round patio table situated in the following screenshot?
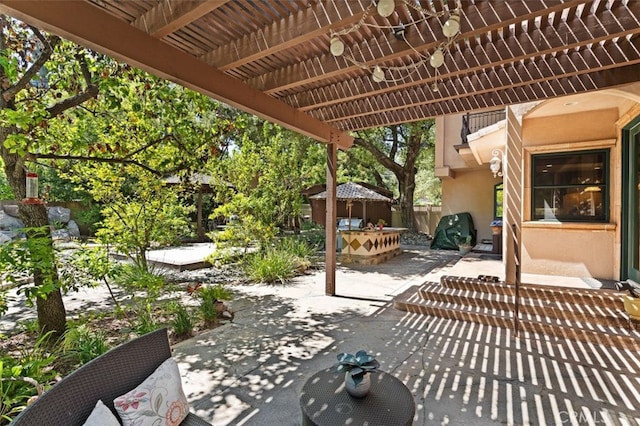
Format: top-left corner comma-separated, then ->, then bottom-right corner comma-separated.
299,368 -> 415,426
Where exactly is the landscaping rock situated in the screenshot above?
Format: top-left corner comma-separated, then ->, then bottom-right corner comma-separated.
51,229 -> 71,241
3,205 -> 19,217
47,206 -> 71,224
0,211 -> 24,230
401,231 -> 432,246
0,232 -> 12,244
66,220 -> 81,238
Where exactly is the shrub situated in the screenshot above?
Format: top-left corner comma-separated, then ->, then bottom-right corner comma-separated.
299,222 -> 325,248
244,249 -> 297,284
0,333 -> 58,423
112,263 -> 166,300
196,284 -> 232,326
133,303 -> 163,336
62,324 -> 110,366
169,302 -> 194,337
276,236 -> 316,259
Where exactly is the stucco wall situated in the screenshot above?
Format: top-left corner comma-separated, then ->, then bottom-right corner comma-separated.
435,114 -> 468,172
523,108 -> 618,145
520,108 -> 620,280
441,169 -> 498,242
521,224 -> 615,279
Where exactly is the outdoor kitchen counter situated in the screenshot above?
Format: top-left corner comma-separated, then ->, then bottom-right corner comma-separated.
339,228 -> 407,265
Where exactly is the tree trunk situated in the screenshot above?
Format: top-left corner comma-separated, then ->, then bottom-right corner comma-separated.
398,173 -> 417,232
35,288 -> 67,339
20,202 -> 67,339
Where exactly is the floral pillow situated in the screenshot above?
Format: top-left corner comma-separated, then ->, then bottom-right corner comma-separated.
114,358 -> 190,426
83,400 -> 120,426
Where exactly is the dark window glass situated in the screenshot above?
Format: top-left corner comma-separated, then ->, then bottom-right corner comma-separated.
494,183 -> 503,219
532,150 -> 608,222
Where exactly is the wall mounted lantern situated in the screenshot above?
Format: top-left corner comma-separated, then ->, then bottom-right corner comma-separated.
490,149 -> 504,178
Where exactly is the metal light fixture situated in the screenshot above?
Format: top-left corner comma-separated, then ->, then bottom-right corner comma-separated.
490,149 -> 504,178
328,0 -> 462,84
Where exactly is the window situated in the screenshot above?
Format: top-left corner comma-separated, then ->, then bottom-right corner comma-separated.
494,183 -> 503,219
532,150 -> 608,222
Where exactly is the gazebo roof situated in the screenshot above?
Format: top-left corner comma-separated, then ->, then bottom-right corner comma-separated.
310,182 -> 393,202
2,1 -> 638,149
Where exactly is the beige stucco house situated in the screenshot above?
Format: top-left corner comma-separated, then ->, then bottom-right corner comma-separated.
436,82 -> 640,285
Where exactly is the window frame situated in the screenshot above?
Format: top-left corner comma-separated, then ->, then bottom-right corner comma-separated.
531,149 -> 609,223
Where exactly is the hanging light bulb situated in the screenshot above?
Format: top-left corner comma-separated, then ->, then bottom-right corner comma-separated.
377,0 -> 395,18
429,48 -> 445,68
330,37 -> 344,57
372,66 -> 385,83
431,82 -> 439,92
442,9 -> 461,38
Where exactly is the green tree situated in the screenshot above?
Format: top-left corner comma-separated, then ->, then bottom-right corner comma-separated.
353,121 -> 436,231
0,18 -> 230,337
211,117 -> 325,247
0,158 -> 14,199
414,145 -> 441,205
90,167 -> 193,271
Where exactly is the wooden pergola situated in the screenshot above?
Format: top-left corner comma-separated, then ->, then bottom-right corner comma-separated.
1,0 -> 639,294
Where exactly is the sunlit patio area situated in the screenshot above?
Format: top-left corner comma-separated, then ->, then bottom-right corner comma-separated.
168,248 -> 640,425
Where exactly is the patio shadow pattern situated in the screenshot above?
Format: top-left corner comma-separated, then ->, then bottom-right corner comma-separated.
172,288 -> 640,425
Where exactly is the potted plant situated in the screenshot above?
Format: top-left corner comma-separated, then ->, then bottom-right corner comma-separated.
377,219 -> 386,230
336,350 -> 379,398
454,233 -> 473,255
195,284 -> 233,326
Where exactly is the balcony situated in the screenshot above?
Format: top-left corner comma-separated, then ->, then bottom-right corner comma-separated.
460,109 -> 506,145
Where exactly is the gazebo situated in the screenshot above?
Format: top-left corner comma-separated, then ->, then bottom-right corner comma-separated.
308,182 -> 394,228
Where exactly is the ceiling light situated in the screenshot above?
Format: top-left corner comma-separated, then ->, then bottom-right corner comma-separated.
330,37 -> 344,57
442,9 -> 461,38
372,66 -> 386,83
431,82 -> 439,92
429,48 -> 445,68
377,0 -> 395,17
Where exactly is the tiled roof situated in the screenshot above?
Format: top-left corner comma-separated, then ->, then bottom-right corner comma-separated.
310,182 -> 393,202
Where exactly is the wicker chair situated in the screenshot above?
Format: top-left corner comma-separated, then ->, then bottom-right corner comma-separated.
11,328 -> 210,425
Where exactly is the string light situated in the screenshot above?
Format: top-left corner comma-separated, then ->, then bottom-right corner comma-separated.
329,0 -> 461,88
377,0 -> 395,17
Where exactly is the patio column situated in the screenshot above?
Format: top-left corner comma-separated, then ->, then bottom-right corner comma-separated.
325,143 -> 337,295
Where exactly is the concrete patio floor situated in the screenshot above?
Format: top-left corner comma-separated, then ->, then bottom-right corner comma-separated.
172,247 -> 640,426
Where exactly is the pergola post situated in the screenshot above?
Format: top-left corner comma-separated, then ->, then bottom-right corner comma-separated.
325,142 -> 337,296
